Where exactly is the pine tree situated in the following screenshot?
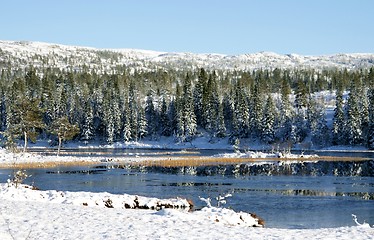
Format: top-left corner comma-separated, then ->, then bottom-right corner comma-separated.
0,79 -> 6,133
25,68 -> 41,101
367,87 -> 374,149
160,97 -> 171,137
80,102 -> 94,143
128,80 -> 138,140
222,92 -> 234,131
277,76 -> 294,143
193,68 -> 207,126
310,99 -> 330,147
204,72 -> 219,133
249,80 -> 263,139
122,102 -> 132,142
40,72 -> 56,126
261,95 -> 276,144
232,80 -> 249,139
181,74 -> 197,142
215,102 -> 226,138
137,105 -> 148,141
145,91 -> 157,138
293,78 -> 308,143
6,97 -> 45,152
346,84 -> 362,145
50,116 -> 79,155
332,88 -> 346,145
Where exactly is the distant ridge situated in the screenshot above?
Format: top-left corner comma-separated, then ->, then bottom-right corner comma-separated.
1,40 -> 373,72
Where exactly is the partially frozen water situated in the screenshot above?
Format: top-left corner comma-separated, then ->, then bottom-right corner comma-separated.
1,165 -> 373,229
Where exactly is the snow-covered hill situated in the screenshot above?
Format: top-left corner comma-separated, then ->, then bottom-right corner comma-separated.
1,40 -> 373,73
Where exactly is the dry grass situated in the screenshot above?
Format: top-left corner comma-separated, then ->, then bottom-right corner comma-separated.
0,155 -> 369,169
129,155 -> 370,168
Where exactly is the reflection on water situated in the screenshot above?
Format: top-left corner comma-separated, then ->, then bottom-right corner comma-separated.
26,147 -> 374,159
0,165 -> 373,229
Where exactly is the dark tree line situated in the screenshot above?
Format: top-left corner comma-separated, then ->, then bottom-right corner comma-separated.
0,65 -> 373,150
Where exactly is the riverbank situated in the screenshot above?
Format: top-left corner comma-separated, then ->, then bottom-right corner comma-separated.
0,183 -> 372,240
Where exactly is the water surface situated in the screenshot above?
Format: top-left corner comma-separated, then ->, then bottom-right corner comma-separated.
1,164 -> 373,229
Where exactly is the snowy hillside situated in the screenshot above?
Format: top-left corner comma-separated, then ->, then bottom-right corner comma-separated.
1,40 -> 373,72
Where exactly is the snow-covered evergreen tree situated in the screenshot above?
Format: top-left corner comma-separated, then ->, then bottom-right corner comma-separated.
80,102 -> 94,143
332,88 -> 346,145
215,102 -> 226,138
222,91 -> 234,133
137,106 -> 148,141
232,80 -> 249,139
346,85 -> 363,145
128,81 -> 138,140
310,99 -> 330,147
122,100 -> 132,142
249,81 -> 263,139
367,87 -> 374,149
261,95 -> 276,144
181,74 -> 197,142
193,68 -> 207,127
277,77 -> 294,143
160,97 -> 171,137
203,72 -> 219,134
145,91 -> 157,138
293,79 -> 308,143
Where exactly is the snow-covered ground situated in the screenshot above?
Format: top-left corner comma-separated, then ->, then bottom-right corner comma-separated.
0,183 -> 373,240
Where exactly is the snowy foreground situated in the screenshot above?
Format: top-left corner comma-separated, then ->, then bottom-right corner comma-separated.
0,183 -> 373,240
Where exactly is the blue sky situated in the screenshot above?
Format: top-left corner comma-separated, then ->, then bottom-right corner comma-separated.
1,0 -> 373,55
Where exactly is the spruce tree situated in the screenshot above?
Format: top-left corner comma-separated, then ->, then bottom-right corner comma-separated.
193,68 -> 207,126
346,84 -> 362,145
122,102 -> 132,142
204,72 -> 219,133
232,80 -> 249,139
215,102 -> 226,138
181,74 -> 197,142
128,80 -> 138,140
277,76 -> 294,143
160,97 -> 171,137
249,80 -> 263,139
145,91 -> 157,138
332,88 -> 346,145
137,106 -> 148,141
80,102 -> 94,143
367,87 -> 374,149
261,95 -> 276,144
311,100 -> 330,147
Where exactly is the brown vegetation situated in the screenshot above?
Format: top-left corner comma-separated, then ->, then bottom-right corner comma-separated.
0,155 -> 369,169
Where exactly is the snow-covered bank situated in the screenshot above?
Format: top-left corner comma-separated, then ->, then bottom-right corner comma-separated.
213,151 -> 319,159
0,183 -> 192,211
0,148 -> 106,167
0,146 -> 319,167
0,183 -> 268,239
0,185 -> 372,240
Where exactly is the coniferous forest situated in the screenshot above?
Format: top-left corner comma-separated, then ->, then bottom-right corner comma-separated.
0,64 -> 374,150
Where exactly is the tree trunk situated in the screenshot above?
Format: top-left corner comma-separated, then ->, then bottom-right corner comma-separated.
23,131 -> 28,152
57,135 -> 62,156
